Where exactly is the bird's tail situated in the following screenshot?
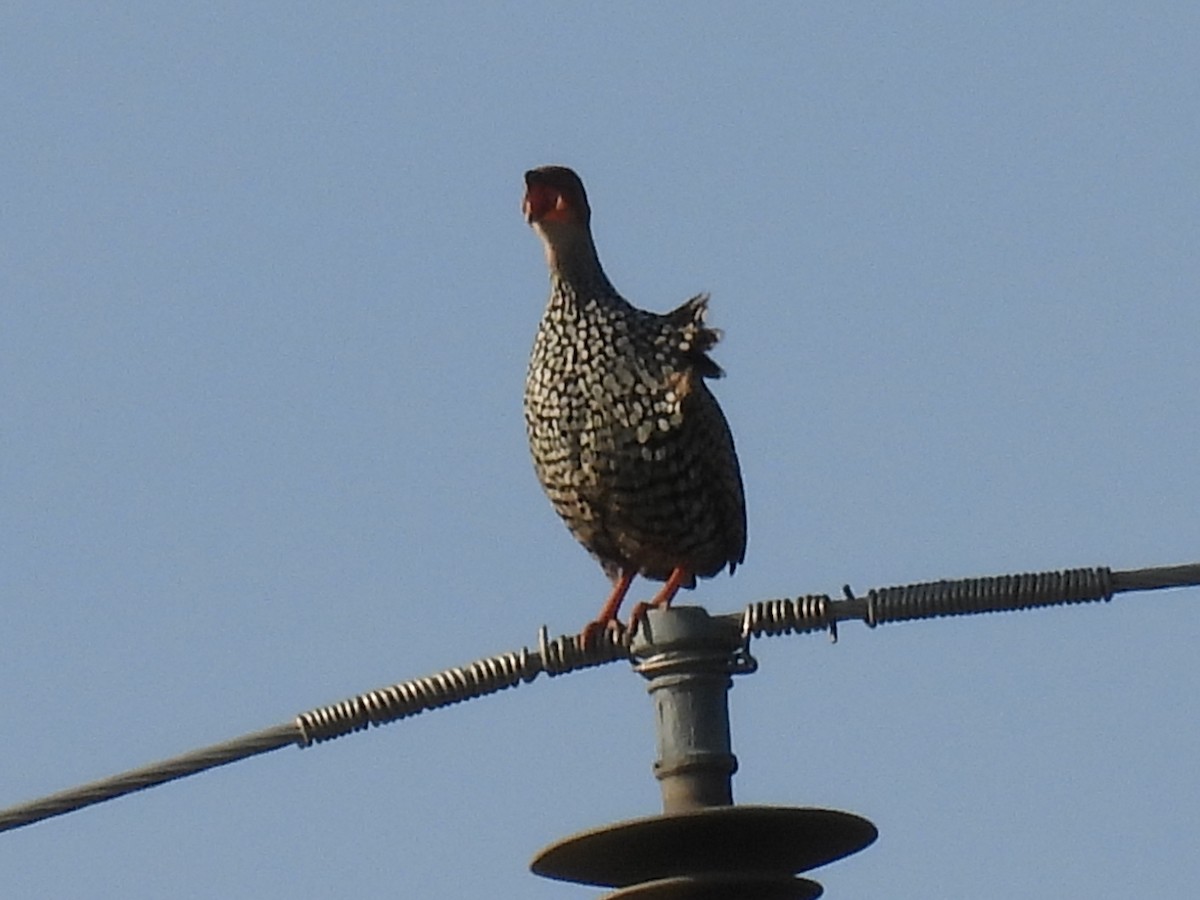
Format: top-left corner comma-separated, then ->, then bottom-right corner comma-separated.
669,293 -> 725,379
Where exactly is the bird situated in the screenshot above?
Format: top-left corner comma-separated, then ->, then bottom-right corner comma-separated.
521,165 -> 746,645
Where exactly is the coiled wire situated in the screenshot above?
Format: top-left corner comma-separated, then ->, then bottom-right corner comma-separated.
859,566 -> 1113,626
741,594 -> 838,641
741,566 -> 1115,639
296,624 -> 631,745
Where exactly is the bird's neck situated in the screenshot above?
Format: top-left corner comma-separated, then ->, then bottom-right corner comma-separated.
544,234 -> 621,305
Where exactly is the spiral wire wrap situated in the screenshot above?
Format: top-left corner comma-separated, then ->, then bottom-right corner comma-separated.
740,566 -> 1119,641
741,594 -> 837,640
860,566 -> 1114,626
296,624 -> 631,745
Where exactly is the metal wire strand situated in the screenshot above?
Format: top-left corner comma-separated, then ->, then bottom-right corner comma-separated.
0,626 -> 629,834
0,725 -> 300,834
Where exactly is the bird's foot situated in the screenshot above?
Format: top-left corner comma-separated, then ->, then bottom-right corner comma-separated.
627,567 -> 692,639
627,601 -> 653,638
579,616 -> 625,651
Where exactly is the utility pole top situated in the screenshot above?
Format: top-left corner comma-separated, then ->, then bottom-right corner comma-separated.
531,606 -> 877,899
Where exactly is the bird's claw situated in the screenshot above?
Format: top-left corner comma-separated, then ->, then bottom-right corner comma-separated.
627,601 -> 653,640
579,617 -> 626,651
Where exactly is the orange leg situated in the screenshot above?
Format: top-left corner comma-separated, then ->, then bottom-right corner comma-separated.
628,566 -> 691,638
596,568 -> 637,622
580,568 -> 636,649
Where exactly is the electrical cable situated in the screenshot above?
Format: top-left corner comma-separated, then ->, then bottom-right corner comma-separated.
1,561 -> 1195,834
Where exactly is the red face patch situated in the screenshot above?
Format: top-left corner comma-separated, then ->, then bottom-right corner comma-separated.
523,182 -> 576,224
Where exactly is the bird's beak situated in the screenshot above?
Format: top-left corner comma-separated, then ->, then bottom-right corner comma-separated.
523,186 -> 570,226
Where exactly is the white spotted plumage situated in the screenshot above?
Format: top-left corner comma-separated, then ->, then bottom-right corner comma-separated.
522,167 -> 746,594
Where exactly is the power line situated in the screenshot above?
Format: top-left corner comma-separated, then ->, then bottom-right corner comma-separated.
1,560 -> 1195,835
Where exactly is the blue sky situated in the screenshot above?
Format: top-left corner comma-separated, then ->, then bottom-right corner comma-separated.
2,4 -> 1197,898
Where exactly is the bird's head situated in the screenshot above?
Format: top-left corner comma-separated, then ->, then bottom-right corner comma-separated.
523,166 -> 597,273
523,166 -> 591,228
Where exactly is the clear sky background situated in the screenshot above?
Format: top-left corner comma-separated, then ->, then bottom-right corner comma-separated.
2,4 -> 1197,898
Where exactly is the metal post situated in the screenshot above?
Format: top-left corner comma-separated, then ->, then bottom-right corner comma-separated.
630,606 -> 750,811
